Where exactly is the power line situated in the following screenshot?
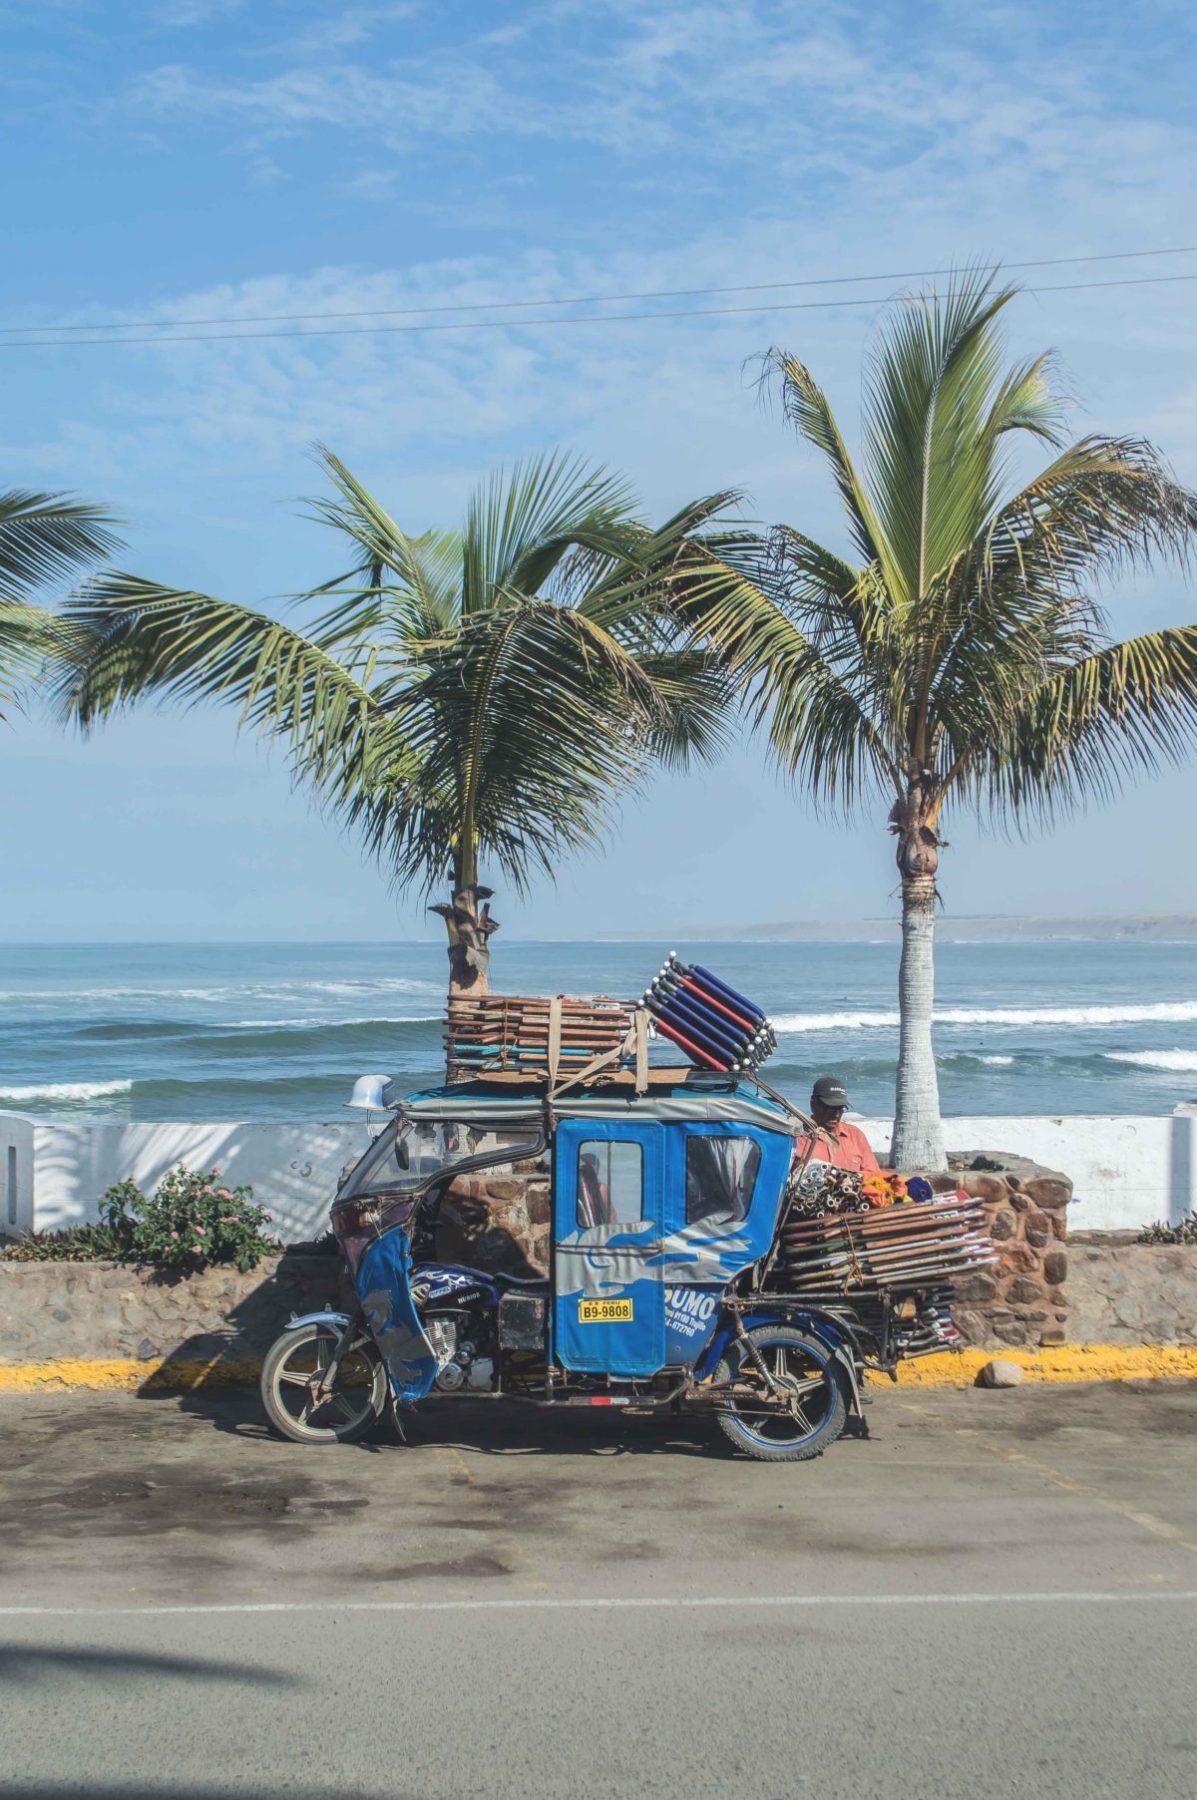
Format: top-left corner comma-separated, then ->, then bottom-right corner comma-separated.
2,243 -> 1196,340
3,269 -> 1196,351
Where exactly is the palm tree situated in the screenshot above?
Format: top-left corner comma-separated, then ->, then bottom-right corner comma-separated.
60,449 -> 734,997
1,489 -> 119,714
682,274 -> 1197,1168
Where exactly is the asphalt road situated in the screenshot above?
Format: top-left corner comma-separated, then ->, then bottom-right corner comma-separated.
1,1378 -> 1196,1799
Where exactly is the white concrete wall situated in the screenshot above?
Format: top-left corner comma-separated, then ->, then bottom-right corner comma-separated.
856,1110 -> 1196,1231
0,1115 -> 35,1237
3,1115 -> 378,1244
4,1108 -> 1194,1240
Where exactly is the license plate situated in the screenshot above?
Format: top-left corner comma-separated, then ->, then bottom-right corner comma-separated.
579,1297 -> 634,1324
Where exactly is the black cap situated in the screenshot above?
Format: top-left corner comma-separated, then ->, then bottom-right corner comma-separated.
811,1075 -> 849,1109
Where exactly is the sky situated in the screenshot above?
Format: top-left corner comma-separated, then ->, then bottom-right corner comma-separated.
3,0 -> 1197,942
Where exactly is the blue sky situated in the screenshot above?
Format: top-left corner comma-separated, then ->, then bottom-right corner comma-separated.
4,0 -> 1197,941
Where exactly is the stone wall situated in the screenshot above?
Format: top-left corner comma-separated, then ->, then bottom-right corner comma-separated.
433,1153 -> 552,1277
0,1252 -> 348,1376
1066,1238 -> 1197,1345
925,1163 -> 1072,1348
2,1235 -> 1193,1378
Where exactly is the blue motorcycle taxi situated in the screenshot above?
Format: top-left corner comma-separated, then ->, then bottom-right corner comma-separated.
260,1071 -> 971,1462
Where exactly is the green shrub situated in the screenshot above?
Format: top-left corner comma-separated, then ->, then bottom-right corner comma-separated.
1,1165 -> 277,1273
1,1222 -> 132,1263
1137,1213 -> 1197,1246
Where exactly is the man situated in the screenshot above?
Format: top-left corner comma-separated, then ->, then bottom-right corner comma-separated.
794,1075 -> 880,1173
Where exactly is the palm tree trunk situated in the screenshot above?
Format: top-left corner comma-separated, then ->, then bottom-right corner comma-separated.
890,791 -> 946,1171
891,873 -> 945,1169
431,884 -> 498,1000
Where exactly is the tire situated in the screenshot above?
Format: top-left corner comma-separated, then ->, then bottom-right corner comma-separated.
260,1322 -> 389,1445
713,1325 -> 848,1463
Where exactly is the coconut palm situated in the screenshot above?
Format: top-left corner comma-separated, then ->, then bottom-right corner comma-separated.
1,489 -> 119,714
682,275 -> 1197,1168
60,449 -> 734,997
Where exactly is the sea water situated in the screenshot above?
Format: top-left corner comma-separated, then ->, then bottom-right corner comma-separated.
2,937 -> 1196,1122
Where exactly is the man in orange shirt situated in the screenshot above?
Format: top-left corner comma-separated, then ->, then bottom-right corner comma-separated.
795,1075 -> 881,1173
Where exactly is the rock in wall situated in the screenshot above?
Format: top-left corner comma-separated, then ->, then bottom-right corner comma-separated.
1066,1239 -> 1197,1344
434,1153 -> 552,1278
923,1160 -> 1072,1348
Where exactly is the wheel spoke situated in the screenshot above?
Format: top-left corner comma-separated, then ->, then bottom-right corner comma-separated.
278,1368 -> 314,1390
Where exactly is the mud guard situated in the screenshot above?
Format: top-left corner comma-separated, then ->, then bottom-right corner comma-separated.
355,1230 -> 438,1402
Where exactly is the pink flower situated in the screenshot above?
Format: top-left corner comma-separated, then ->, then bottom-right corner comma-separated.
191,1244 -> 202,1255
194,1225 -> 206,1235
169,1230 -> 179,1240
212,1167 -> 220,1175
217,1189 -> 232,1200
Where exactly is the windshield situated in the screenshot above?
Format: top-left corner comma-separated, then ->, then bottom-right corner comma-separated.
339,1114 -> 543,1203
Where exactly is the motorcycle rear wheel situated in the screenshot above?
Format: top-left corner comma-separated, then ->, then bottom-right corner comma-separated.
713,1325 -> 847,1463
260,1322 -> 388,1445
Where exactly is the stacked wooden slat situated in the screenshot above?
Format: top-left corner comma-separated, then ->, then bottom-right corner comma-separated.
445,993 -> 635,1080
769,1195 -> 997,1294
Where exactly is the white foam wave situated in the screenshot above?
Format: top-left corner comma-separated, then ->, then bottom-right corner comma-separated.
772,1001 -> 1197,1032
229,1015 -> 441,1029
1104,1051 -> 1197,1073
0,976 -> 443,1006
979,1054 -> 1015,1065
0,1079 -> 132,1101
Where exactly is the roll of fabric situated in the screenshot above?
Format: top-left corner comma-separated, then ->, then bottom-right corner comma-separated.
642,953 -> 776,1073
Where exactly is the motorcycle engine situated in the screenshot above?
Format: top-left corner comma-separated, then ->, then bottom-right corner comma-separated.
424,1314 -> 495,1393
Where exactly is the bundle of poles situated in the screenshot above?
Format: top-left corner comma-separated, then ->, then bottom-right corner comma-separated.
643,954 -> 777,1073
770,1195 -> 997,1294
445,993 -> 634,1080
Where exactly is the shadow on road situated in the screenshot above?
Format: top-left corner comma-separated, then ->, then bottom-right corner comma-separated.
0,1645 -> 296,1687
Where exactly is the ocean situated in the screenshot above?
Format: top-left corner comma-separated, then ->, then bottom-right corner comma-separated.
2,938 -> 1197,1124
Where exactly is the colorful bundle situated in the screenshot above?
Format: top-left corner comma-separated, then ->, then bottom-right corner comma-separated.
769,1193 -> 996,1295
860,1171 -> 912,1208
445,993 -> 634,1080
643,953 -> 777,1073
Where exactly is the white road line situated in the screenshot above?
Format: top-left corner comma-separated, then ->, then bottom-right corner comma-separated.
1,1591 -> 1195,1620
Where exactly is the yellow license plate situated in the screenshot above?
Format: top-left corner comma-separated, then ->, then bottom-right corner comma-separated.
579,1297 -> 634,1324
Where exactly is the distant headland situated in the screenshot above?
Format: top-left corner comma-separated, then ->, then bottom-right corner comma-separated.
604,914 -> 1197,944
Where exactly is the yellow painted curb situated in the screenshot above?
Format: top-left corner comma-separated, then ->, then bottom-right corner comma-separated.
888,1344 -> 1197,1387
0,1344 -> 1195,1394
0,1355 -> 262,1394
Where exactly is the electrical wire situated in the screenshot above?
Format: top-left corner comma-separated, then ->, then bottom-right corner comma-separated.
2,269 -> 1196,351
2,242 -> 1195,338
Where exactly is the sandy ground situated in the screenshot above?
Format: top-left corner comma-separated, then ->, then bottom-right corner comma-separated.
1,1377 -> 1196,1798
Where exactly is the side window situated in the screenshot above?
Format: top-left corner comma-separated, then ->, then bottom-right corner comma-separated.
685,1135 -> 761,1226
576,1140 -> 644,1229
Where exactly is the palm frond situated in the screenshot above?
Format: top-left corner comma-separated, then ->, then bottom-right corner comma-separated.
761,351 -> 888,575
61,451 -> 739,906
462,452 -> 637,613
0,490 -> 121,601
862,271 -> 1016,607
56,574 -> 382,797
978,625 -> 1197,819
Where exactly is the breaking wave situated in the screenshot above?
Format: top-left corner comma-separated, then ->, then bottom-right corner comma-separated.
0,1078 -> 133,1101
771,1001 -> 1197,1032
1103,1050 -> 1197,1072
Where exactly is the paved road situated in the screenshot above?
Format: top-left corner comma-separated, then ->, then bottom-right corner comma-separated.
1,1379 -> 1196,1798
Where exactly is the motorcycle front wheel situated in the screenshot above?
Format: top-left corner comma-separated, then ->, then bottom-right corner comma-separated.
260,1322 -> 389,1445
713,1325 -> 847,1463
